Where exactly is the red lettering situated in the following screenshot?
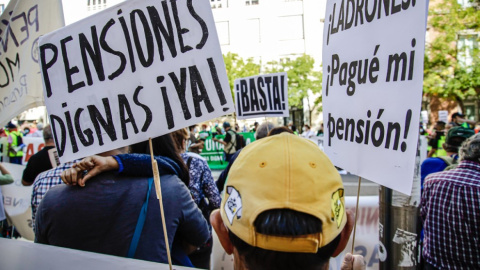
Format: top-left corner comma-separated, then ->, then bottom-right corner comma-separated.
24,144 -> 35,162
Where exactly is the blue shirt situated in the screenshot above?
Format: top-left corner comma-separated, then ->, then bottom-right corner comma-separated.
35,163 -> 209,265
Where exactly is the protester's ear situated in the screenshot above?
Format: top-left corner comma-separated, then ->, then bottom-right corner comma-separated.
210,209 -> 234,255
332,210 -> 355,257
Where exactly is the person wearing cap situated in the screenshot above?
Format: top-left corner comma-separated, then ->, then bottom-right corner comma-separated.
421,126 -> 475,187
213,122 -> 237,163
421,133 -> 480,269
210,133 -> 365,270
449,112 -> 476,129
6,122 -> 24,165
22,125 -> 56,186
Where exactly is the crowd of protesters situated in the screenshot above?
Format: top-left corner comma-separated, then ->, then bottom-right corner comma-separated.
1,112 -> 479,269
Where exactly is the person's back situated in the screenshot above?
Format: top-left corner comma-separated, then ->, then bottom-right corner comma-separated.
35,171 -> 209,264
421,134 -> 480,269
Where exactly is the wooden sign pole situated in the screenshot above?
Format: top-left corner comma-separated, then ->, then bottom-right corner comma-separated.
149,138 -> 173,270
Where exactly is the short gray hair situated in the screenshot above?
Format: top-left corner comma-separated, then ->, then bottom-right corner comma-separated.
43,124 -> 53,141
459,133 -> 480,163
255,122 -> 275,140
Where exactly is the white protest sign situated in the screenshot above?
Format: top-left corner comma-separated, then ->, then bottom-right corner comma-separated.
1,163 -> 35,241
438,110 -> 448,123
0,0 -> 64,127
39,0 -> 234,163
421,110 -> 428,125
234,72 -> 288,120
322,1 -> 428,194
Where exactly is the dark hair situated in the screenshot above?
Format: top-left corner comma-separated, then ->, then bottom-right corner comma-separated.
171,128 -> 189,152
130,134 -> 190,186
444,136 -> 469,153
267,126 -> 294,137
229,209 -> 341,270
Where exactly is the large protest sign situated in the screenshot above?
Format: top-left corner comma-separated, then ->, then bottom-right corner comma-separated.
39,0 -> 234,163
322,1 -> 428,194
0,0 -> 64,127
235,73 -> 288,120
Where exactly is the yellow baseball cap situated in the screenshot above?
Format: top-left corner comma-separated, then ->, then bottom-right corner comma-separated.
220,133 -> 346,253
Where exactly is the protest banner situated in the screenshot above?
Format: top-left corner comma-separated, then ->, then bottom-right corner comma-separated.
0,0 -> 64,127
1,163 -> 35,241
322,0 -> 428,194
234,72 -> 288,120
39,0 -> 234,163
200,132 -> 254,170
1,136 -> 45,164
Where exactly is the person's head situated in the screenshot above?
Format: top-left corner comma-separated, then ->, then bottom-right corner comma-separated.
36,122 -> 44,131
443,126 -> 475,153
223,121 -> 231,131
211,133 -> 354,270
43,125 -> 55,145
201,124 -> 208,131
303,124 -> 311,132
435,121 -> 446,131
459,133 -> 480,163
171,128 -> 189,152
255,122 -> 275,140
6,122 -> 17,131
130,134 -> 189,186
189,125 -> 197,133
451,112 -> 465,123
267,126 -> 294,137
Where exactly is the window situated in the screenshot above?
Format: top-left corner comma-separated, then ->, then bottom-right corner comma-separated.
211,0 -> 228,9
457,33 -> 478,69
216,21 -> 230,45
88,0 -> 107,11
245,0 -> 259,6
0,4 -> 4,16
278,15 -> 304,40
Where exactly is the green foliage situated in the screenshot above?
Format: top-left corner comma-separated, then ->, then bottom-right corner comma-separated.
424,0 -> 480,100
223,52 -> 261,101
264,54 -> 322,109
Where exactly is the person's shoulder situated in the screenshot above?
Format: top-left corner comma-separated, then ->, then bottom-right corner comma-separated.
421,157 -> 447,167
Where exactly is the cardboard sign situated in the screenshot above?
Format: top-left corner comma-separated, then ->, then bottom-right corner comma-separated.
322,1 -> 428,194
39,0 -> 234,163
0,0 -> 64,127
234,73 -> 288,120
438,110 -> 448,124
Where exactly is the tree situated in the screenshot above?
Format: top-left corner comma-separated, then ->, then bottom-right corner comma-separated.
223,52 -> 261,101
424,0 -> 480,111
265,54 -> 322,126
